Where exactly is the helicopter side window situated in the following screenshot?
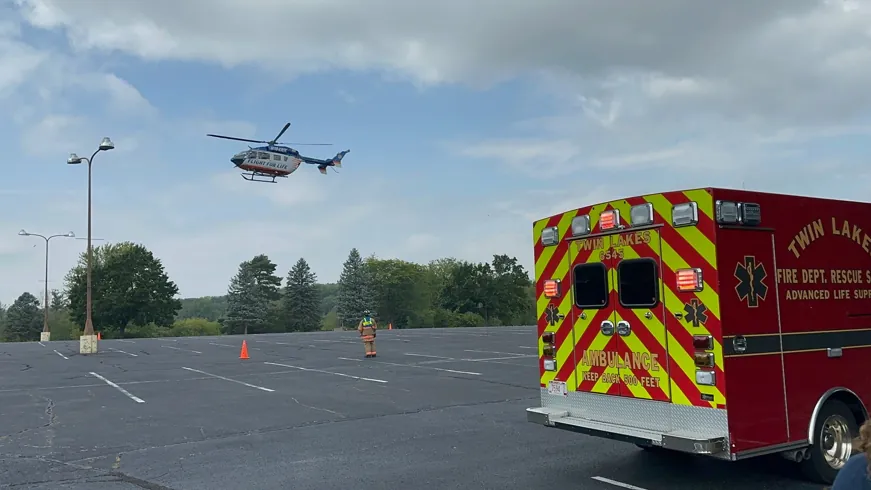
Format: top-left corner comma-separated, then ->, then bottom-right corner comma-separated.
257,152 -> 269,160
284,156 -> 288,161
272,154 -> 281,161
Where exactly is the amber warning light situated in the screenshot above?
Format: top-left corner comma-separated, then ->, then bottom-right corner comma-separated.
544,280 -> 561,298
676,268 -> 703,292
600,210 -> 617,230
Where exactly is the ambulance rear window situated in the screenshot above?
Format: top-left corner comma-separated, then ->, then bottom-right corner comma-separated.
572,263 -> 609,309
617,258 -> 659,308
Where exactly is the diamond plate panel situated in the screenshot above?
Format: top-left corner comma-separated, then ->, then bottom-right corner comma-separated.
538,389 -> 728,441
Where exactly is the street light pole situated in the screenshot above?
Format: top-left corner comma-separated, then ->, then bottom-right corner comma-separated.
68,136 -> 114,354
18,230 -> 75,341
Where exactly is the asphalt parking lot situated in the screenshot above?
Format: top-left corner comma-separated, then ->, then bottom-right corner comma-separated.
0,326 -> 824,490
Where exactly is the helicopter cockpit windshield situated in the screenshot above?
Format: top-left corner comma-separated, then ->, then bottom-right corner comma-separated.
230,150 -> 253,166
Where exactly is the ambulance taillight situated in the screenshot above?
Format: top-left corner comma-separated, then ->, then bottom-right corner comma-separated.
692,334 -> 716,386
542,332 -> 556,371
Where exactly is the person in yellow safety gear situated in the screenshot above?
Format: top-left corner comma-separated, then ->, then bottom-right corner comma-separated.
358,310 -> 377,358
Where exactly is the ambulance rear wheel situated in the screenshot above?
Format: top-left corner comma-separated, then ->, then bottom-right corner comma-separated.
801,399 -> 858,484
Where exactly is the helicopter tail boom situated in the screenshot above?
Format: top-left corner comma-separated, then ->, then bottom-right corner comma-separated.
317,149 -> 350,174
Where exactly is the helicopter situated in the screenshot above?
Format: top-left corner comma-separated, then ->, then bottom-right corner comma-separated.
207,122 -> 350,183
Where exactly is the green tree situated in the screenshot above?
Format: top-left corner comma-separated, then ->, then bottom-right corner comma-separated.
50,289 -> 66,310
0,301 -> 7,340
488,254 -> 534,325
47,309 -> 77,340
4,292 -> 42,342
222,260 -> 269,334
282,258 -> 321,332
176,296 -> 229,322
170,317 -> 222,336
365,257 -> 428,329
248,254 -> 283,301
64,242 -> 182,336
316,283 -> 339,316
438,255 -> 532,326
336,248 -> 374,328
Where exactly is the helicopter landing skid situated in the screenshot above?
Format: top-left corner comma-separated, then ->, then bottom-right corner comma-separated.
241,172 -> 286,183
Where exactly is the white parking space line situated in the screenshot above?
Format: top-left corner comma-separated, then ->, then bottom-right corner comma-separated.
53,350 -> 68,359
517,346 -> 536,349
208,342 -> 235,347
591,476 -> 647,490
115,339 -> 136,343
108,348 -> 138,357
162,345 -> 202,354
89,372 -> 145,403
264,361 -> 388,384
38,342 -> 45,347
157,338 -> 178,342
464,349 -> 529,357
337,357 -> 481,376
462,355 -> 538,362
181,367 -> 275,392
404,353 -> 452,359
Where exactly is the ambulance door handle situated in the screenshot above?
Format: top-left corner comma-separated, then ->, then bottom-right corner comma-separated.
616,321 -> 631,337
600,320 -> 615,336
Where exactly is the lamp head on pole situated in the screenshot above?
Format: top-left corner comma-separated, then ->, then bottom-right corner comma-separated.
99,137 -> 114,151
66,231 -> 75,238
18,229 -> 28,236
67,153 -> 82,165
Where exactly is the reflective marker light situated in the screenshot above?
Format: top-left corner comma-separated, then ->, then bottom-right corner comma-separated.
692,335 -> 714,351
672,202 -> 699,227
630,203 -> 654,227
571,215 -> 591,236
694,352 -> 715,368
542,331 -> 556,371
543,279 -> 561,298
695,370 -> 716,386
715,200 -> 739,224
739,202 -> 761,226
600,210 -> 619,231
541,226 -> 559,246
676,268 -> 704,292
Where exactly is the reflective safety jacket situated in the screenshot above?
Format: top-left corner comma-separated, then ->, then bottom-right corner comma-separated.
359,316 -> 376,340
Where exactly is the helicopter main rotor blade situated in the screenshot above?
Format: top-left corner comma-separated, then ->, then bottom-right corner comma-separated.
207,134 -> 268,144
279,142 -> 333,146
270,123 -> 291,144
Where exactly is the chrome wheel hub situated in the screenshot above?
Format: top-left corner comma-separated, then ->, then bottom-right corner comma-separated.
821,414 -> 853,469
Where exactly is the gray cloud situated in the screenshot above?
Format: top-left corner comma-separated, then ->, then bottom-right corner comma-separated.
15,0 -> 871,123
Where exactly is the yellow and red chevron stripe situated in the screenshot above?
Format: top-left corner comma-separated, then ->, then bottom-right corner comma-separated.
533,189 -> 725,409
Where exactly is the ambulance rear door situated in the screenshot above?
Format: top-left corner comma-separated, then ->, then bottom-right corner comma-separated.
610,225 -> 672,402
569,233 -> 623,397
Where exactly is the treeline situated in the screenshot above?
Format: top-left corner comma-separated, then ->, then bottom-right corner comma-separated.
0,242 -> 535,342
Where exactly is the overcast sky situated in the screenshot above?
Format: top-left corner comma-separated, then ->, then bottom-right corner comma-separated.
2,0 -> 870,304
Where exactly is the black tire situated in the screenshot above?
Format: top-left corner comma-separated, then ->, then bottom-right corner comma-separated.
801,399 -> 858,484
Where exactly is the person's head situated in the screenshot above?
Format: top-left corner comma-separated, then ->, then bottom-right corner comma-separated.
857,418 -> 871,470
363,310 -> 370,317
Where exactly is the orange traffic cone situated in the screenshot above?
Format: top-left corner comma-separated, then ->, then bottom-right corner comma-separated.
388,323 -> 393,330
239,340 -> 249,360
97,332 -> 101,340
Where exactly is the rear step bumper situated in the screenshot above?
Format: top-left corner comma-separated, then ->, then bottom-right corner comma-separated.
526,407 -> 727,456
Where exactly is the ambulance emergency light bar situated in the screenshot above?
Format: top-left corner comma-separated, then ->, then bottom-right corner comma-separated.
540,199 -> 760,247
715,200 -> 761,226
